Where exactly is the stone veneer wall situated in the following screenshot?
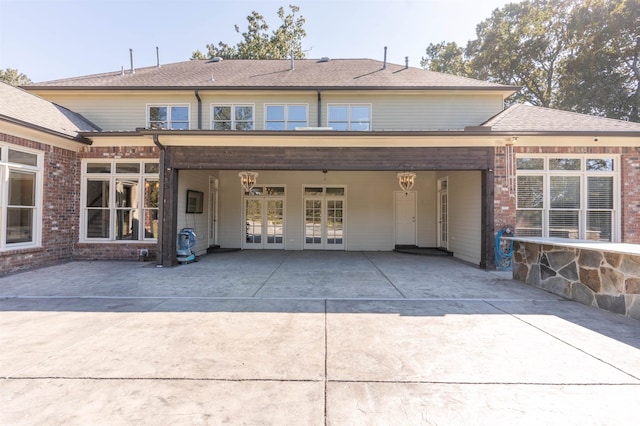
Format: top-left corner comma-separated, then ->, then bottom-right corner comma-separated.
512,241 -> 640,320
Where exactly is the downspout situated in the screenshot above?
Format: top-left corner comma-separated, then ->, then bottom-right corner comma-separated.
317,89 -> 322,127
153,134 -> 165,266
194,90 -> 202,130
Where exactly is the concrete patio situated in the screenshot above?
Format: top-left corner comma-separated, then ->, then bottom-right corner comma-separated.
1,251 -> 639,425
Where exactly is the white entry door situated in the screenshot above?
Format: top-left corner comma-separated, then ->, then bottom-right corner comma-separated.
395,191 -> 416,246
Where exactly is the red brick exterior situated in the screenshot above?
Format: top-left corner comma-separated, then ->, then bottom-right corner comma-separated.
0,136 -> 161,274
0,133 -> 80,273
493,145 -> 640,244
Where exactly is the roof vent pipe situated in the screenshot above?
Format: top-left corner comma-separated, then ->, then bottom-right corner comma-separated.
383,46 -> 387,69
290,48 -> 295,70
130,48 -> 135,74
405,56 -> 409,69
156,46 -> 160,68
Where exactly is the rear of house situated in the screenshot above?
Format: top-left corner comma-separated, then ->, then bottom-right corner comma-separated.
1,58 -> 639,273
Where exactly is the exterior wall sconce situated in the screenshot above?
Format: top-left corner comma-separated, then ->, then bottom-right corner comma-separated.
397,172 -> 416,192
239,171 -> 259,192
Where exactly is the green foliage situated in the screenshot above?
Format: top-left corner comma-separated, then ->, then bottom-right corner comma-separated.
0,68 -> 32,86
420,42 -> 467,76
191,5 -> 307,60
421,0 -> 639,121
559,0 -> 640,121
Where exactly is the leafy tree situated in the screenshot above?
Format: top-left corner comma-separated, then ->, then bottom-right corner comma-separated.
559,0 -> 640,121
465,0 -> 575,107
420,42 -> 467,76
0,68 -> 32,86
192,5 -> 307,60
421,0 -> 639,121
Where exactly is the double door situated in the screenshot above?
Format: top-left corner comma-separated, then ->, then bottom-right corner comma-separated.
244,194 -> 284,249
304,186 -> 345,250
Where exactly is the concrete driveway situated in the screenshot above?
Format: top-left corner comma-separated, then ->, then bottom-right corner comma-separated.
1,251 -> 639,425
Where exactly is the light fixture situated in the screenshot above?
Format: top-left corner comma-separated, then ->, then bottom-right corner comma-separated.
238,171 -> 258,192
397,172 -> 416,192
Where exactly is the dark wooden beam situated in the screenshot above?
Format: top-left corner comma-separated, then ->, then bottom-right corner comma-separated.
167,146 -> 493,171
160,150 -> 179,267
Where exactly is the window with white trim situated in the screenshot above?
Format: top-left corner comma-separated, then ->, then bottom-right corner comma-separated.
147,104 -> 189,129
328,104 -> 371,131
211,104 -> 254,130
0,145 -> 42,250
82,161 -> 160,241
265,104 -> 308,130
515,156 -> 618,241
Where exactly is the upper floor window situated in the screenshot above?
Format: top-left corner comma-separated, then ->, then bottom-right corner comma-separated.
265,104 -> 308,130
0,144 -> 43,250
515,155 -> 618,242
147,105 -> 189,129
328,104 -> 371,131
82,161 -> 160,242
212,104 -> 254,130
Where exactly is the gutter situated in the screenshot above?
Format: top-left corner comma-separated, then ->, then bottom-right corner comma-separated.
129,128 -> 640,138
317,89 -> 321,127
194,90 -> 202,130
24,85 -> 520,93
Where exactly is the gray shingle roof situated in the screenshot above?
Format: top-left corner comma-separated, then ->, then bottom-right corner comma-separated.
27,58 -> 517,91
0,82 -> 100,139
484,104 -> 640,133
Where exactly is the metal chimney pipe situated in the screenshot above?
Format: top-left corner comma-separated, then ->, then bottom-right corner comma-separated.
383,46 -> 387,69
156,46 -> 160,68
405,56 -> 409,69
290,49 -> 295,70
130,48 -> 135,74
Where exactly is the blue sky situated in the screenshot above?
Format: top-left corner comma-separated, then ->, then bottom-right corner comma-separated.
0,0 -> 513,83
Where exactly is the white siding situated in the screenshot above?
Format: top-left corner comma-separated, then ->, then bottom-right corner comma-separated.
38,91 -> 504,132
177,170 -> 216,255
440,171 -> 482,265
212,170 -> 437,251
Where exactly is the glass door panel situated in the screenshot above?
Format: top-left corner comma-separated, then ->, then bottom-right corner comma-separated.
267,199 -> 284,245
245,199 -> 263,246
326,199 -> 344,248
305,199 -> 323,247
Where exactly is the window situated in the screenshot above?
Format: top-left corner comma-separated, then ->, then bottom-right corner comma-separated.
265,104 -> 308,130
82,161 -> 159,241
328,104 -> 371,131
212,104 -> 254,130
0,145 -> 42,250
147,105 -> 189,129
515,156 -> 618,241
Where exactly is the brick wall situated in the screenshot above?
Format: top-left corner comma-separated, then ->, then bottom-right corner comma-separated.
0,138 -> 162,273
0,133 -> 79,273
74,145 -> 161,261
493,145 -> 640,244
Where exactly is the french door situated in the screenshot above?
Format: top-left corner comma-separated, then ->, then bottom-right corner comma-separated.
243,186 -> 285,249
304,186 -> 345,250
437,177 -> 448,249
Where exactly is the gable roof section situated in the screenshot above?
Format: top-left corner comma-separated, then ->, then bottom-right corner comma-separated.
0,82 -> 99,142
26,59 -> 518,92
484,104 -> 640,133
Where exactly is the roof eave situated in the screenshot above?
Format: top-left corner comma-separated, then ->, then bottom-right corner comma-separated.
78,128 -> 640,138
1,114 -> 93,144
26,85 -> 519,93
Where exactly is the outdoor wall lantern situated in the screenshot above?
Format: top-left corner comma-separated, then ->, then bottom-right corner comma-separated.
397,172 -> 416,192
239,171 -> 259,192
